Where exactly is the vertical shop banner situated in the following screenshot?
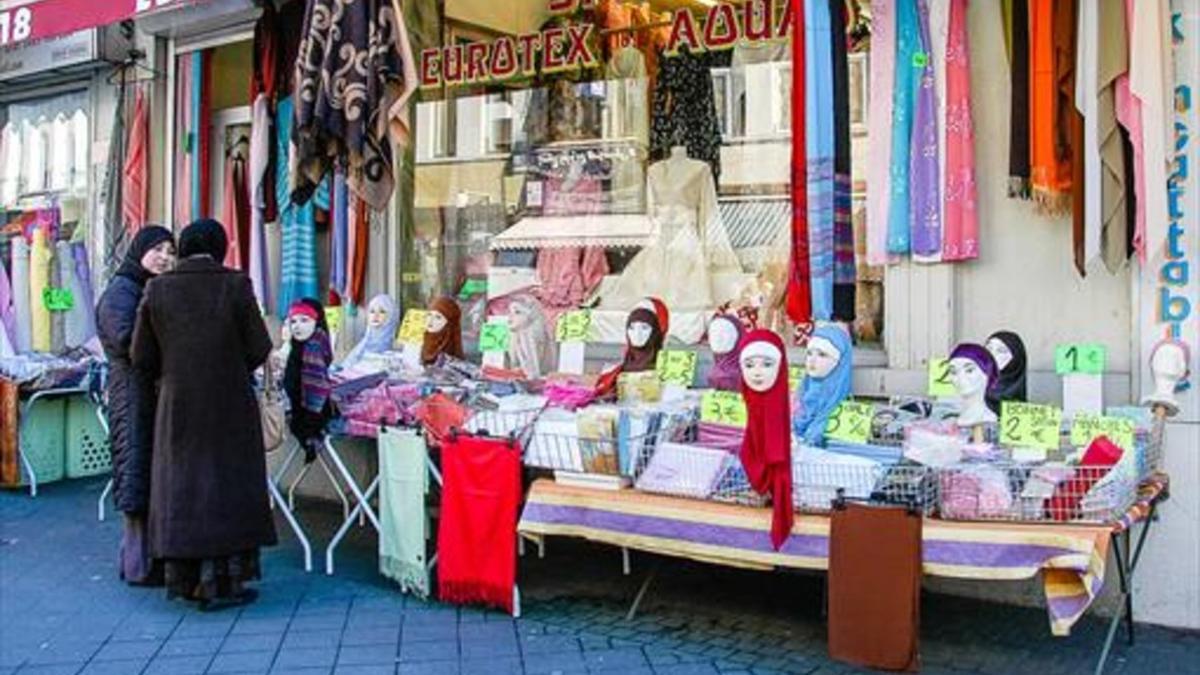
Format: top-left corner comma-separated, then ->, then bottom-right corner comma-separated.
0,0 -> 207,49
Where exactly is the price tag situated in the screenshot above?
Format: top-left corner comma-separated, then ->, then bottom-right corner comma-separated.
700,390 -> 748,427
1070,414 -> 1135,451
1000,402 -> 1063,451
479,320 -> 511,353
555,310 -> 592,343
824,401 -> 874,444
928,358 -> 956,398
396,310 -> 428,346
42,287 -> 74,312
1055,343 -> 1107,375
458,278 -> 487,299
789,365 -> 805,392
324,306 -> 343,334
912,51 -> 929,68
655,350 -> 698,388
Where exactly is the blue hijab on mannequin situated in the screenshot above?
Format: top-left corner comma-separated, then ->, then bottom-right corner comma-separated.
793,324 -> 854,446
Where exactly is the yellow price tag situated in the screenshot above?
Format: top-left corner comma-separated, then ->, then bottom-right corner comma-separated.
928,358 -> 956,397
1000,402 -> 1062,450
655,350 -> 698,387
324,307 -> 343,334
396,310 -> 428,346
700,390 -> 748,427
555,310 -> 592,343
789,365 -> 805,392
824,401 -> 874,444
1069,414 -> 1135,451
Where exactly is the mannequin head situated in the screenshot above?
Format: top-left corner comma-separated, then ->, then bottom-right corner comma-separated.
708,315 -> 741,355
339,294 -> 399,370
949,357 -> 989,398
805,335 -> 843,379
740,340 -> 784,393
948,343 -> 999,426
627,321 -> 654,348
793,325 -> 854,445
287,301 -> 322,342
986,337 -> 1014,371
367,296 -> 394,330
426,310 -> 448,334
1143,339 -> 1191,415
422,297 -> 464,365
635,297 -> 670,337
621,308 -> 664,373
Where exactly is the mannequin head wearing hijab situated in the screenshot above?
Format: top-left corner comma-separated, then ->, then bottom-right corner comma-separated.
985,330 -> 1027,412
117,226 -> 175,284
707,313 -> 745,391
948,342 -> 999,426
635,297 -> 670,338
622,307 -> 663,372
793,325 -> 854,446
340,294 -> 399,370
178,218 -> 229,261
422,296 -> 464,364
506,294 -> 554,378
737,329 -> 793,550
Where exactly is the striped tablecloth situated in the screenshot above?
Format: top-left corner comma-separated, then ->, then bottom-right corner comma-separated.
519,479 -> 1164,636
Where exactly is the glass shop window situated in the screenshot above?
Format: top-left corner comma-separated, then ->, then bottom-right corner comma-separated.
0,90 -> 90,210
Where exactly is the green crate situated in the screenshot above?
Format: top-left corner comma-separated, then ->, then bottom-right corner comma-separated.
18,398 -> 66,486
65,396 -> 110,479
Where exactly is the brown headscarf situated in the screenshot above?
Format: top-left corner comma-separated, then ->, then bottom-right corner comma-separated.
422,297 -> 464,365
621,308 -> 663,373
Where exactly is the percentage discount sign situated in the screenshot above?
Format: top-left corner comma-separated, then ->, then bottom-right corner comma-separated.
656,350 -> 698,387
824,401 -> 874,444
1000,402 -> 1063,450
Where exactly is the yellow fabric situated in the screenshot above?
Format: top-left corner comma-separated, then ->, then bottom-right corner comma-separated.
28,227 -> 52,352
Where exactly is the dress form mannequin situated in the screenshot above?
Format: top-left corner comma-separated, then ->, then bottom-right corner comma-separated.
792,325 -> 853,446
1142,339 -> 1190,416
947,343 -> 999,428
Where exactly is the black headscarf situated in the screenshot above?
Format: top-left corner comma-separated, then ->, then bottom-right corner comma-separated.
621,308 -> 664,373
178,218 -> 229,260
986,331 -> 1027,413
115,225 -> 174,286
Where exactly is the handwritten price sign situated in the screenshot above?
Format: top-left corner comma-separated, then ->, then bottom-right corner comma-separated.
824,401 -> 874,444
1070,414 -> 1135,451
928,358 -> 956,397
1001,402 -> 1062,450
479,321 -> 511,353
789,365 -> 805,392
1055,343 -> 1106,375
555,310 -> 591,343
700,390 -> 748,427
324,307 -> 343,334
396,310 -> 428,346
42,287 -> 74,312
656,350 -> 698,387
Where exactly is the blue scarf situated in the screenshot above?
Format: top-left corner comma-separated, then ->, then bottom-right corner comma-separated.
887,0 -> 920,254
806,0 -> 834,320
793,325 -> 854,446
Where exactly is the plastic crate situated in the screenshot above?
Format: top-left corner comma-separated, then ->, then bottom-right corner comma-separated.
65,396 -> 110,478
18,398 -> 66,486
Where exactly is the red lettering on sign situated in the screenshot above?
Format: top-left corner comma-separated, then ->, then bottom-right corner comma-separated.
465,42 -> 489,82
517,32 -> 542,76
419,48 -> 441,88
743,0 -> 775,43
666,8 -> 701,55
443,44 -> 464,85
704,3 -> 739,50
490,36 -> 518,80
542,26 -> 567,71
565,24 -> 597,68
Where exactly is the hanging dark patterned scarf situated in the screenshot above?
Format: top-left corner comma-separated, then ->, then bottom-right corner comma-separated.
830,0 -> 855,323
1007,0 -> 1031,198
292,0 -> 414,211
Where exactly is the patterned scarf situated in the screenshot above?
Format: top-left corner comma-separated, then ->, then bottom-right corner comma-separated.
830,0 -> 856,321
941,0 -> 979,261
909,0 -> 941,257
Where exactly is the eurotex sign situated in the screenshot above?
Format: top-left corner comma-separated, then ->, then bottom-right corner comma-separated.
419,0 -> 791,89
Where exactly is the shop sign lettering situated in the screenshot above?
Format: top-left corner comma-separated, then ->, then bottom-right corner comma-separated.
1160,10 -> 1193,339
0,0 -> 197,49
1069,414 -> 1135,452
420,0 -> 789,89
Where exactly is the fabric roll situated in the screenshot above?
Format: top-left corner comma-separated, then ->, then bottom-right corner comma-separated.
908,0 -> 941,257
866,0 -> 895,266
173,54 -> 193,228
828,503 -> 922,671
806,0 -> 834,320
70,242 -> 97,346
830,0 -> 855,322
122,87 -> 149,234
437,434 -> 521,614
29,226 -> 52,352
11,238 -> 31,353
190,52 -> 203,222
49,242 -> 64,353
941,0 -> 978,261
887,0 -> 920,254
379,428 -> 430,598
787,0 -> 812,327
1007,0 -> 1030,197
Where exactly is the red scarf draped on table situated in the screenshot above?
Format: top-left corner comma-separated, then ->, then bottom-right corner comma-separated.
437,433 -> 522,614
738,329 -> 794,550
787,0 -> 811,330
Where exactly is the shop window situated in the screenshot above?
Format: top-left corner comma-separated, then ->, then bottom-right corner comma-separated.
0,90 -> 90,210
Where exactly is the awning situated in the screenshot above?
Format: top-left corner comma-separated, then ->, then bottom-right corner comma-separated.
0,0 -> 209,48
489,213 -> 655,251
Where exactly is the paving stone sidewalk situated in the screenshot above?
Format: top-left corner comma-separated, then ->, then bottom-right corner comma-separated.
2,478 -> 1197,675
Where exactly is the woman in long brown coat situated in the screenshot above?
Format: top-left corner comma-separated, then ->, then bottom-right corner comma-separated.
132,219 -> 276,608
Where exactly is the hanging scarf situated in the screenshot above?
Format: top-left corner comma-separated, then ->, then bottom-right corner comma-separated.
985,330 -> 1027,413
379,427 -> 430,598
866,0 -> 895,266
56,241 -> 92,348
941,0 -> 978,261
331,170 -> 348,298
246,3 -> 279,311
830,0 -> 855,321
1115,0 -> 1145,263
220,155 -> 245,270
806,0 -> 834,320
1129,0 -> 1171,265
1007,0 -> 1031,198
349,198 -> 370,305
284,301 -> 333,415
621,308 -> 663,373
276,96 -> 320,318
887,0 -> 920,254
738,329 -> 794,551
793,324 -> 853,446
121,87 -> 148,235
1029,0 -> 1075,216
189,52 -> 205,221
706,314 -> 745,392
173,53 -> 193,230
909,0 -> 941,257
0,248 -> 14,349
10,237 -> 31,353
292,0 -> 418,211
421,296 -> 464,365
787,0 -> 812,327
342,294 -> 399,370
1096,0 -> 1128,274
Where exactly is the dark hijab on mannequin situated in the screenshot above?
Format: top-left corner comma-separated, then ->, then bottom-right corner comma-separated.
986,330 -> 1027,413
621,308 -> 663,372
178,219 -> 229,260
116,226 -> 174,285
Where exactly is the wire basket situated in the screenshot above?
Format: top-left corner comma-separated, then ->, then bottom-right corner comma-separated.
936,460 -> 1139,524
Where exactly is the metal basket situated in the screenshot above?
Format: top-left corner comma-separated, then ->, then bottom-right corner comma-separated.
525,413 -> 682,477
936,460 -> 1139,524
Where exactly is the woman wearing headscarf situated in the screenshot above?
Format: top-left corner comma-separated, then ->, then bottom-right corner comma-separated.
421,296 -> 464,365
131,219 -> 275,609
985,330 -> 1028,413
96,225 -> 175,585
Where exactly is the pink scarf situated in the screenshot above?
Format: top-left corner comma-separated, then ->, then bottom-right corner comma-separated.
865,0 -> 894,266
1115,0 -> 1145,262
940,0 -> 978,261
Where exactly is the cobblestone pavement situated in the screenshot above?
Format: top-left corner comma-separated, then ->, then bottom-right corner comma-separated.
2,478 -> 1197,675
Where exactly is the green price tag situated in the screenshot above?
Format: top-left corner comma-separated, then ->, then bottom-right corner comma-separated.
928,358 -> 956,397
1055,343 -> 1107,375
700,390 -> 748,427
42,287 -> 74,312
824,401 -> 874,444
1070,414 -> 1135,451
1000,402 -> 1063,450
789,365 -> 805,392
396,310 -> 428,346
656,350 -> 698,387
458,278 -> 487,299
479,321 -> 511,353
555,310 -> 592,343
912,51 -> 929,68
324,307 -> 343,334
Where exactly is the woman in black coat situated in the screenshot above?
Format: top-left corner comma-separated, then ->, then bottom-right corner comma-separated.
132,220 -> 275,608
95,225 -> 175,585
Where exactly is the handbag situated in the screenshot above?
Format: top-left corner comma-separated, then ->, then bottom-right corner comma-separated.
259,356 -> 287,453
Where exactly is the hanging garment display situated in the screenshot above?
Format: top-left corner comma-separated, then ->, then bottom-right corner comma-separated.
70,242 -> 97,346
29,225 -> 52,352
49,114 -> 73,192
0,123 -> 21,205
246,2 -> 279,310
1028,0 -> 1075,215
1007,0 -> 1031,198
866,0 -> 894,266
908,0 -> 941,258
830,0 -> 855,321
330,171 -> 348,300
275,96 -> 320,318
220,154 -> 247,270
0,251 -> 14,349
806,0 -> 835,319
56,241 -> 92,349
173,54 -> 193,228
650,48 -> 724,181
887,0 -> 920,254
788,0 -> 811,326
1115,0 -> 1144,263
22,119 -> 47,195
71,110 -> 89,193
292,0 -> 418,211
1129,0 -> 1172,263
379,427 -> 430,598
122,88 -> 149,233
941,0 -> 979,262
